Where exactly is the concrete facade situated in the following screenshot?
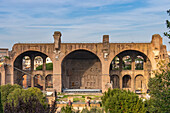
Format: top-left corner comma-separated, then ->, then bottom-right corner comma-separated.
0,31 -> 169,93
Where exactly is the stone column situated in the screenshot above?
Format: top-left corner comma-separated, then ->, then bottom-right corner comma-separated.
53,58 -> 62,92
1,67 -> 6,85
30,55 -> 35,87
131,57 -> 135,71
101,61 -> 110,93
53,73 -> 62,92
42,56 -> 46,91
143,61 -> 146,71
6,58 -> 14,85
53,31 -> 62,93
119,57 -> 123,71
42,56 -> 46,71
131,55 -> 135,92
131,76 -> 135,92
42,76 -> 46,91
31,56 -> 34,71
31,76 -> 34,87
119,75 -> 122,89
119,56 -> 123,89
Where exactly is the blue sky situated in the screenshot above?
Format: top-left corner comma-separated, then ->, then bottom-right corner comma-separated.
0,0 -> 170,50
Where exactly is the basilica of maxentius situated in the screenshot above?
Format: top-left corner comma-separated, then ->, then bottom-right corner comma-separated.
0,31 -> 169,94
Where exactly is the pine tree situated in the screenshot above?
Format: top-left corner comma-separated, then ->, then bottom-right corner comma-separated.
164,9 -> 170,42
148,61 -> 170,113
0,91 -> 3,113
102,89 -> 146,113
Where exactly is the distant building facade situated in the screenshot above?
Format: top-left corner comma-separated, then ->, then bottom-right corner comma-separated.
0,31 -> 169,93
0,48 -> 8,58
168,51 -> 170,59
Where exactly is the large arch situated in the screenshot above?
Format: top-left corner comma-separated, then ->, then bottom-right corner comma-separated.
13,51 -> 51,87
109,50 -> 152,91
61,49 -> 102,90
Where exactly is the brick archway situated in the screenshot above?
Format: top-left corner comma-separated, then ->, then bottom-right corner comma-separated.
61,49 -> 102,90
109,50 -> 152,91
13,50 -> 52,88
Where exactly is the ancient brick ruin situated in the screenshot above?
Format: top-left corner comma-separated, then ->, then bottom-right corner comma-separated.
0,31 -> 169,93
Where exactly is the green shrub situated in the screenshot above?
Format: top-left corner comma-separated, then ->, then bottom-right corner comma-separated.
81,107 -> 103,113
0,84 -> 22,107
147,61 -> 170,112
7,87 -> 47,108
0,91 -> 3,113
61,105 -> 74,113
102,88 -> 146,113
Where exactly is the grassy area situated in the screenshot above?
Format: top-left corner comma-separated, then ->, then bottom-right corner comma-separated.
73,98 -> 85,102
57,94 -> 102,103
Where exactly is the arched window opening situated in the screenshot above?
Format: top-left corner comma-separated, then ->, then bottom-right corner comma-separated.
110,75 -> 119,88
135,56 -> 144,70
34,74 -> 43,90
135,75 -> 145,90
22,56 -> 31,70
122,56 -> 132,70
14,51 -> 49,85
34,56 -> 43,70
123,75 -> 131,88
46,74 -> 53,88
46,57 -> 53,70
110,56 -> 119,70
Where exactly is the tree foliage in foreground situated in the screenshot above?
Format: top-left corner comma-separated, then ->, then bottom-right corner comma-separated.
0,84 -> 22,107
4,97 -> 49,113
6,87 -> 47,108
81,107 -> 103,113
61,105 -> 74,113
0,84 -> 58,113
164,9 -> 170,42
148,61 -> 170,113
61,105 -> 103,113
0,92 -> 3,113
101,88 -> 146,113
4,96 -> 57,113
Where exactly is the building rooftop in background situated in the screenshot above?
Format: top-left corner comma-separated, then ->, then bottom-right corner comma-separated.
0,48 -> 8,57
168,51 -> 170,59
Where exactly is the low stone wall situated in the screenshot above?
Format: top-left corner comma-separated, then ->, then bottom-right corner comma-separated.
57,103 -> 101,112
46,96 -> 101,112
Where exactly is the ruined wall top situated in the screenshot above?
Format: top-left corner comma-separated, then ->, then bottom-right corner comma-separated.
53,31 -> 62,50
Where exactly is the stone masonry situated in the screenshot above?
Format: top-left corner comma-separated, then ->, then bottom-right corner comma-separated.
0,31 -> 169,93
